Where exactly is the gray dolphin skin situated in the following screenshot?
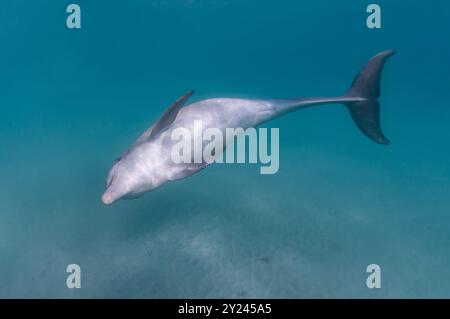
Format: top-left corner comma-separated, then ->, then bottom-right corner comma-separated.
102,50 -> 395,205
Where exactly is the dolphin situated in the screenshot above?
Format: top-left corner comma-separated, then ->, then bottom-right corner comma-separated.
102,50 -> 395,205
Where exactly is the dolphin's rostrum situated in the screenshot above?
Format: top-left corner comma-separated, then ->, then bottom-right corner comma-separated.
102,50 -> 395,205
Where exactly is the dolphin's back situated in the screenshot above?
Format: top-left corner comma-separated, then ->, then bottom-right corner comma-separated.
175,98 -> 276,129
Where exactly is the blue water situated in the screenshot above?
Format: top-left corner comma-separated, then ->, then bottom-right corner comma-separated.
1,0 -> 450,298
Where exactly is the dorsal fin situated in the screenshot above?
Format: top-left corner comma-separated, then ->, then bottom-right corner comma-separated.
148,90 -> 194,140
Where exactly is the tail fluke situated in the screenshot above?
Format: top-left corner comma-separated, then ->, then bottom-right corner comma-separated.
344,50 -> 395,145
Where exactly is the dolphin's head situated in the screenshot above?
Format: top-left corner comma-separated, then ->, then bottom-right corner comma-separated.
101,154 -> 154,205
102,157 -> 128,205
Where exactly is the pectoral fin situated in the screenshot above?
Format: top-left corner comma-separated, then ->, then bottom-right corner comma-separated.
168,163 -> 208,181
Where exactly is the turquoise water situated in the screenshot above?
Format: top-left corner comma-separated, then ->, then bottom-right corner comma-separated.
1,0 -> 450,298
